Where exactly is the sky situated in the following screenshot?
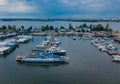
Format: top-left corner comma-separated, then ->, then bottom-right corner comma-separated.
0,0 -> 120,18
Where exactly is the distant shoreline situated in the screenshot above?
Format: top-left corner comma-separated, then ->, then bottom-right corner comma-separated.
0,18 -> 120,22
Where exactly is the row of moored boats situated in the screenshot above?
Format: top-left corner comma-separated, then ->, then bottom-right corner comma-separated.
16,35 -> 69,63
91,37 -> 120,62
0,35 -> 32,55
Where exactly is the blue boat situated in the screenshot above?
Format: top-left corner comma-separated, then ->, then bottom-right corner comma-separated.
16,52 -> 69,63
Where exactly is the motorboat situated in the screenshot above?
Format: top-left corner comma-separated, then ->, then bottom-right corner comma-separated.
112,55 -> 120,62
47,46 -> 66,55
16,52 -> 69,63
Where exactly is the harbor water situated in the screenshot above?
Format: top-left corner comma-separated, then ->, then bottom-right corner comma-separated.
0,36 -> 120,84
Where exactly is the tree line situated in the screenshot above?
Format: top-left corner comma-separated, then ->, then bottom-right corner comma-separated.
0,23 -> 113,34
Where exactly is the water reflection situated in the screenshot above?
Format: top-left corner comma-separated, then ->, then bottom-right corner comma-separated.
0,50 -> 16,58
0,55 -> 7,58
111,60 -> 120,64
17,62 -> 69,68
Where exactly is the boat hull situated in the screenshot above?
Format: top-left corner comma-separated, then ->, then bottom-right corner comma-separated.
16,59 -> 67,63
51,52 -> 66,55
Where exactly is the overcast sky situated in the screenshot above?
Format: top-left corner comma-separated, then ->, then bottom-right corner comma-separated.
0,0 -> 120,18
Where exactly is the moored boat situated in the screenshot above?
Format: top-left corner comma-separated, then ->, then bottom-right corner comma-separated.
47,46 -> 66,55
112,55 -> 120,62
16,52 -> 69,63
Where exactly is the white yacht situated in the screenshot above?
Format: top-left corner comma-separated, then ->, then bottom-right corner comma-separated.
47,46 -> 66,55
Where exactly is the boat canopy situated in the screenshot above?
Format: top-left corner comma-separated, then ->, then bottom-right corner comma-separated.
28,52 -> 60,58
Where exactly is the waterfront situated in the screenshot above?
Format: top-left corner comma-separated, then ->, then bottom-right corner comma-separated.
0,21 -> 120,31
0,35 -> 119,84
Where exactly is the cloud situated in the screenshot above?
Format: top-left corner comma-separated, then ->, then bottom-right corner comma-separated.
0,0 -> 36,13
0,0 -> 7,5
0,0 -> 119,18
60,0 -> 111,11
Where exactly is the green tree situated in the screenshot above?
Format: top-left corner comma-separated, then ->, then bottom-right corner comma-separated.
89,24 -> 93,30
41,26 -> 47,32
1,25 -> 7,30
95,24 -> 104,31
21,26 -> 24,30
12,25 -> 17,31
83,23 -> 88,27
45,25 -> 49,30
105,24 -> 109,32
27,26 -> 33,32
55,27 -> 58,33
60,26 -> 65,29
49,26 -> 54,30
69,23 -> 73,30
8,25 -> 12,30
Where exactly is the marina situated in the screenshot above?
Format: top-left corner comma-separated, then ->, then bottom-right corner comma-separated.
0,35 -> 120,84
0,21 -> 120,84
1,0 -> 120,83
0,0 -> 120,84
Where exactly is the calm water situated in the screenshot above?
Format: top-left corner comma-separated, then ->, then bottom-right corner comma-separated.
0,36 -> 120,84
0,21 -> 120,31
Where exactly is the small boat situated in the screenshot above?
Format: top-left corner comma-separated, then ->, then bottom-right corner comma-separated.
17,38 -> 27,43
0,46 -> 11,55
72,36 -> 77,40
47,46 -> 66,55
36,42 -> 46,49
51,38 -> 61,45
16,35 -> 33,43
112,55 -> 120,62
107,50 -> 118,55
98,45 -> 107,52
16,52 -> 69,63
